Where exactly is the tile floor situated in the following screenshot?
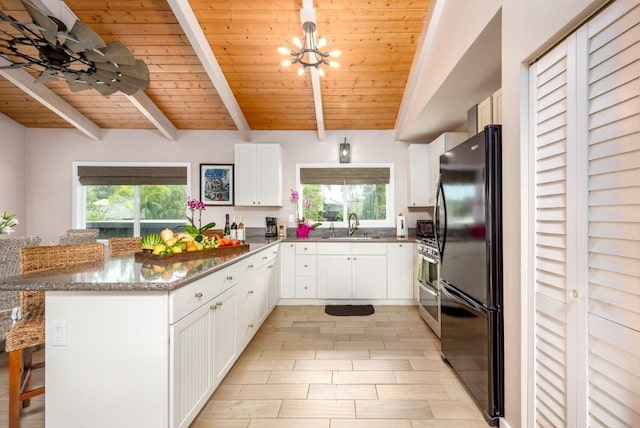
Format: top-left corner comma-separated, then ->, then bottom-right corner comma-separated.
0,305 -> 488,427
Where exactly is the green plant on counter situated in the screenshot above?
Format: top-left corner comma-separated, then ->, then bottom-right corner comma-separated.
0,211 -> 18,235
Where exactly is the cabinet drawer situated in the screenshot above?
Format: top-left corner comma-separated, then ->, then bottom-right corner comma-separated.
316,243 -> 349,255
295,277 -> 316,298
255,246 -> 279,268
295,255 -> 317,276
295,242 -> 317,255
170,267 -> 238,324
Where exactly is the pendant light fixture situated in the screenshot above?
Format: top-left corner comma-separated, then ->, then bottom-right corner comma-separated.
278,21 -> 341,77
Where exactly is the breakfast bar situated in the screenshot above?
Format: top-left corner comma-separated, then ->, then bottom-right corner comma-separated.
0,240 -> 280,428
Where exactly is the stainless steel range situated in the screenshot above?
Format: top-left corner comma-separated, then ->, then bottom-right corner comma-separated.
416,238 -> 440,337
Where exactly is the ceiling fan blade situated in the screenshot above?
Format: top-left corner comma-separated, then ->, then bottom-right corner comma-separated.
94,60 -> 149,89
20,0 -> 59,45
83,41 -> 135,66
64,20 -> 106,53
34,69 -> 58,83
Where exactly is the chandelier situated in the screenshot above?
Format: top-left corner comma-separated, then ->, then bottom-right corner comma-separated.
0,1 -> 149,96
278,21 -> 340,76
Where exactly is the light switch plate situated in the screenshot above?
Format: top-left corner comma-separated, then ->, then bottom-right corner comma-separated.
53,320 -> 67,346
288,214 -> 294,222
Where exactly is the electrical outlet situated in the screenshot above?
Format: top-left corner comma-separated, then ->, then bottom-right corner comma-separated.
53,320 -> 67,346
288,214 -> 294,222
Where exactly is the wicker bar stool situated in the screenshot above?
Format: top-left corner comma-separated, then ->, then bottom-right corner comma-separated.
0,237 -> 42,343
5,242 -> 104,428
108,237 -> 142,257
57,228 -> 99,245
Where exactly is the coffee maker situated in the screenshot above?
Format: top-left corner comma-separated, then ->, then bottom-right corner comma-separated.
265,217 -> 277,237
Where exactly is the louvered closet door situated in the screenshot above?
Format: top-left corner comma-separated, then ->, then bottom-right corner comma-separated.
530,0 -> 640,426
530,32 -> 585,428
584,1 -> 640,426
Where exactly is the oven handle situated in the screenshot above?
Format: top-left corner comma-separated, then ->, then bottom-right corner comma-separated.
419,282 -> 438,297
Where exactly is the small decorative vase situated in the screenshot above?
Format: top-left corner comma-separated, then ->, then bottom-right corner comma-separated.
296,224 -> 312,238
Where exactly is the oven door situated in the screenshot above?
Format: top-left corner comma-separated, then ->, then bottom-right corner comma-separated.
417,255 -> 440,337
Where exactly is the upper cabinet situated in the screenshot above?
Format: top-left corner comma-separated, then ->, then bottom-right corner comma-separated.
408,133 -> 467,208
408,144 -> 430,207
477,88 -> 502,133
234,144 -> 282,207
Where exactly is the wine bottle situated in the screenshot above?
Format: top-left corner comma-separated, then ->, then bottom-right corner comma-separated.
237,216 -> 245,243
223,214 -> 230,238
230,216 -> 238,240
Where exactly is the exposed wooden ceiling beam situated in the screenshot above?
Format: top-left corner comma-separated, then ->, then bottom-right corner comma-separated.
301,0 -> 325,141
167,0 -> 251,141
0,58 -> 102,140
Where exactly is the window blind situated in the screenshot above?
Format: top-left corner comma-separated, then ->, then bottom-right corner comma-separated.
299,167 -> 390,185
77,166 -> 188,185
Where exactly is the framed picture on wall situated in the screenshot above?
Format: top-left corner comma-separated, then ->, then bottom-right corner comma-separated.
200,164 -> 234,206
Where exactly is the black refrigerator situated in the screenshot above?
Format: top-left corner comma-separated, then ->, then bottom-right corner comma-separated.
434,125 -> 503,426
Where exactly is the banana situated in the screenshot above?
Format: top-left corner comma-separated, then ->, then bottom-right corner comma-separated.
175,232 -> 194,242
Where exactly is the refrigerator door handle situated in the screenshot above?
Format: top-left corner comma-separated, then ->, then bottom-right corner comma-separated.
434,173 -> 447,260
441,281 -> 486,315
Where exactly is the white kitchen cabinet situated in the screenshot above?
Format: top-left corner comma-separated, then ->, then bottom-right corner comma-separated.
352,254 -> 386,299
477,96 -> 493,132
295,243 -> 317,298
212,286 -> 237,387
279,242 -> 296,298
317,243 -> 386,299
408,144 -> 430,207
386,242 -> 415,299
492,88 -> 502,125
427,133 -> 466,206
317,254 -> 352,298
170,299 -> 215,428
234,143 -> 282,206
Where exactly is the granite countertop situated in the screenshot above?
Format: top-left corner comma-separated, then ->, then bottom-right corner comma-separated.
282,234 -> 420,243
0,238 -> 280,293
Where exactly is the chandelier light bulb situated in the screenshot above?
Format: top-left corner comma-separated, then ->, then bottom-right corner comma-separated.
317,67 -> 325,77
297,66 -> 305,76
292,36 -> 303,49
281,59 -> 292,67
317,37 -> 327,48
329,61 -> 340,69
329,49 -> 341,58
277,46 -> 290,55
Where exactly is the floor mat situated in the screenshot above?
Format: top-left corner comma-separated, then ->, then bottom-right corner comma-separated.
324,304 -> 375,316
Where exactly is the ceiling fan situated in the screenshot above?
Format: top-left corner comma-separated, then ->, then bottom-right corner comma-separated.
0,0 -> 149,96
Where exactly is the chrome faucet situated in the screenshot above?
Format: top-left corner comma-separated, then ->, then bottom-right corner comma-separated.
348,212 -> 359,236
329,222 -> 335,237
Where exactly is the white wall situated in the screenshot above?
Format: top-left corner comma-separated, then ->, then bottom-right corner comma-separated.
501,1 -> 608,427
0,113 -> 27,236
23,128 -> 418,243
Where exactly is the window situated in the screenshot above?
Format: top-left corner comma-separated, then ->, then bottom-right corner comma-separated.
296,164 -> 394,227
74,163 -> 190,238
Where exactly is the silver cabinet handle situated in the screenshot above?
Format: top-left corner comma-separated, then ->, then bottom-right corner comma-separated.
210,304 -> 217,310
195,292 -> 203,298
226,276 -> 233,280
216,301 -> 223,307
248,290 -> 254,294
268,265 -> 273,269
248,323 -> 254,328
248,264 -> 254,268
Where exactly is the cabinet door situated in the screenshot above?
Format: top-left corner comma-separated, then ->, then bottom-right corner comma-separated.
256,144 -> 282,206
491,88 -> 502,125
427,135 -> 445,206
170,303 -> 214,428
386,243 -> 414,299
237,278 -> 259,349
213,287 -> 237,387
408,144 -> 430,207
234,144 -> 258,206
477,96 -> 493,132
352,255 -> 387,299
317,255 -> 351,298
280,243 -> 296,298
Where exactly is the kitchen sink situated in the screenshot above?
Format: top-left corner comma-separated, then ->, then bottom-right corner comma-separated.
323,235 -> 380,240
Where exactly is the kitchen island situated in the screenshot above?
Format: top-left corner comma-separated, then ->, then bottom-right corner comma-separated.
0,239 -> 280,428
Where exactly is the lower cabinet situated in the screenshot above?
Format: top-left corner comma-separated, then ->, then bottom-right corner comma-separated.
317,243 -> 387,299
170,245 -> 277,428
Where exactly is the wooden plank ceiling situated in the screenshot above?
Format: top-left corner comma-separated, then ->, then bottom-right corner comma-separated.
0,0 -> 431,135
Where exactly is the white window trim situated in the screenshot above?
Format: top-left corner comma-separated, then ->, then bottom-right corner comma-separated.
72,161 -> 192,232
296,162 -> 395,228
